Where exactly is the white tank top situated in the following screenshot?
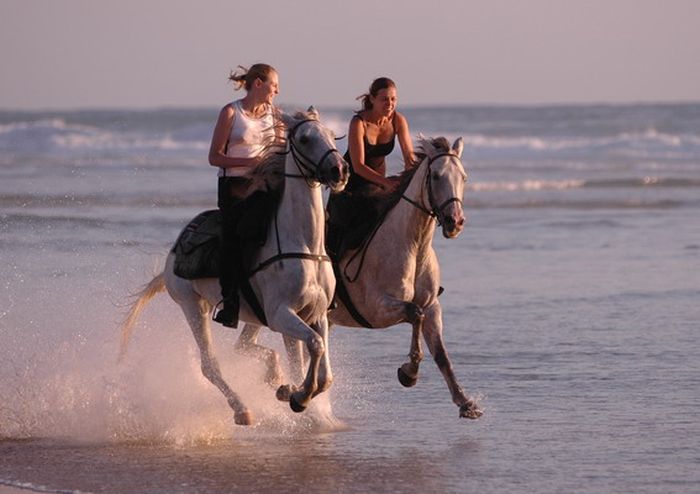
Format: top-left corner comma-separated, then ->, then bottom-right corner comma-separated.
219,99 -> 276,177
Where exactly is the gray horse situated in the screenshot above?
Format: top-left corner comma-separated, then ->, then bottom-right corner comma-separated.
119,109 -> 349,425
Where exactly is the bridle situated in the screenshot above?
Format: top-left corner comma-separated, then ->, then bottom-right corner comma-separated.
282,119 -> 343,187
400,152 -> 464,227
247,118 -> 342,279
343,151 -> 465,284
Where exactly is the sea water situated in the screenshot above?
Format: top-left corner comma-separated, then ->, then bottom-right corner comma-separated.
1,104 -> 699,493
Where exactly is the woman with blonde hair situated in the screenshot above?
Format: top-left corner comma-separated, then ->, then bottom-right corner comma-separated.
208,63 -> 280,327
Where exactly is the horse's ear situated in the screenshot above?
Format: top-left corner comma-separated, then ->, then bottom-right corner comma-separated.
280,112 -> 295,127
452,137 -> 464,158
307,105 -> 320,119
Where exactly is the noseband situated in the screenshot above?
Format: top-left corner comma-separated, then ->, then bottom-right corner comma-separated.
284,119 -> 342,186
401,152 -> 464,226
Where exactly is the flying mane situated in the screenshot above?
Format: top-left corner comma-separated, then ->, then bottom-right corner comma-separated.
365,136 -> 453,212
243,110 -> 321,197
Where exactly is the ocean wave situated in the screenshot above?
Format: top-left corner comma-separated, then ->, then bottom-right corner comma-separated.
0,118 -> 208,153
0,192 -> 214,209
469,176 -> 700,192
464,198 -> 687,210
430,128 -> 700,159
3,114 -> 700,160
470,179 -> 585,191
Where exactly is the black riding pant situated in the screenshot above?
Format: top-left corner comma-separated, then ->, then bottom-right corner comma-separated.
217,177 -> 276,305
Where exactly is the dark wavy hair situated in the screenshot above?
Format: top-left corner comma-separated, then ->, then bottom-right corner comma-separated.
357,77 -> 396,111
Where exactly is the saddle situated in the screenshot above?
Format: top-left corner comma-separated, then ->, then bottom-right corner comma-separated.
172,210 -> 221,280
326,184 -> 402,262
172,190 -> 281,280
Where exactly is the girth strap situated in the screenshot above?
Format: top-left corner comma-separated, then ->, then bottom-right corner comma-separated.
248,252 -> 331,278
240,252 -> 331,327
332,262 -> 374,328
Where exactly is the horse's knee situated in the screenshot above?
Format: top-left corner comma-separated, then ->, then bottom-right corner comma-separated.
307,334 -> 325,357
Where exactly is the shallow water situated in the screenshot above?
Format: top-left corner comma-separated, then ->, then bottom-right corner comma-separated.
1,104 -> 699,493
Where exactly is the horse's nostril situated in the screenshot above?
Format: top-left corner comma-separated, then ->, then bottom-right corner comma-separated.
457,217 -> 465,227
330,166 -> 341,182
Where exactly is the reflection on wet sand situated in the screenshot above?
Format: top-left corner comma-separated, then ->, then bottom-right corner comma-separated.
0,432 -> 465,493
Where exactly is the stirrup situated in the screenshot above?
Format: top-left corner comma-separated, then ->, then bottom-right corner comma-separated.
213,299 -> 238,328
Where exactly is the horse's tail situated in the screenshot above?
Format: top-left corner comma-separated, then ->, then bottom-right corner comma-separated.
118,272 -> 166,362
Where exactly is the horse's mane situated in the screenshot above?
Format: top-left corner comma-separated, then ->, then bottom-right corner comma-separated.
242,109 -> 320,197
364,136 -> 453,211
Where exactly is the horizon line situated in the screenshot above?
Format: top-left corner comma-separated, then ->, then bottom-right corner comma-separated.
2,99 -> 700,113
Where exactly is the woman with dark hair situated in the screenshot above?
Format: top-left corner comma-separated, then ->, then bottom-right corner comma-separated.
209,63 -> 280,327
327,77 -> 415,259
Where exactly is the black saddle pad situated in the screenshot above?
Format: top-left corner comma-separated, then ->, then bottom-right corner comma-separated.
172,189 -> 281,280
327,185 -> 397,257
172,210 -> 221,280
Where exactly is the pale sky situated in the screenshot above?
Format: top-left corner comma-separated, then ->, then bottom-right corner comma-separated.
1,0 -> 699,110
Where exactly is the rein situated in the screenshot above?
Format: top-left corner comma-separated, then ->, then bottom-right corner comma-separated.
279,119 -> 342,187
400,152 -> 463,227
344,152 -> 463,283
247,118 -> 336,279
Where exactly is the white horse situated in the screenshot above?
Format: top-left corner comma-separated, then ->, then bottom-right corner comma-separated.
239,136 -> 484,419
119,108 -> 349,425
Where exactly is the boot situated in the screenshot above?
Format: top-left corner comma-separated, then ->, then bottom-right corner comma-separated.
213,297 -> 239,328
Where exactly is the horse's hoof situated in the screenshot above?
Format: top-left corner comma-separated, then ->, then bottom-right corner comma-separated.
459,402 -> 483,420
234,411 -> 254,426
289,394 -> 307,413
397,367 -> 418,388
276,384 -> 295,402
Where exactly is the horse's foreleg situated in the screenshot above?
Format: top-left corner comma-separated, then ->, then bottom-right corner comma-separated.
234,323 -> 283,387
269,308 -> 324,413
398,303 -> 425,387
185,300 -> 253,425
421,301 -> 483,419
312,318 -> 333,397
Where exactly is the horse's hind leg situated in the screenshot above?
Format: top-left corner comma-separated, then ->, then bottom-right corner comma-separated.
421,301 -> 483,419
283,334 -> 306,384
235,323 -> 284,387
398,302 -> 425,388
183,298 -> 253,425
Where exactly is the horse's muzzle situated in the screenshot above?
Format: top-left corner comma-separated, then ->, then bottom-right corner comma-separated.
325,159 -> 349,192
441,211 -> 465,238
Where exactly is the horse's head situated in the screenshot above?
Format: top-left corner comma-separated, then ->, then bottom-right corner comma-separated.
281,107 -> 349,192
419,136 -> 467,238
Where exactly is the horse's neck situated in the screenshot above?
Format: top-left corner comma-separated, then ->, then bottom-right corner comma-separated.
275,155 -> 325,251
387,158 -> 436,252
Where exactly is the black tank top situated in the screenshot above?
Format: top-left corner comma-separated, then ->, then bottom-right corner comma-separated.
343,114 -> 395,191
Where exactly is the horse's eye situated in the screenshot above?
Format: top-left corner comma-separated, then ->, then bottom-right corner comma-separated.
299,135 -> 309,144
432,172 -> 439,181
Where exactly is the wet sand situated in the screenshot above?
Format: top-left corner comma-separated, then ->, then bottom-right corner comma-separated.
0,486 -> 32,494
0,434 -> 460,494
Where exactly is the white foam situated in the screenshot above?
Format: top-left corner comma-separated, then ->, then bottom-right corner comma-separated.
470,179 -> 585,192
